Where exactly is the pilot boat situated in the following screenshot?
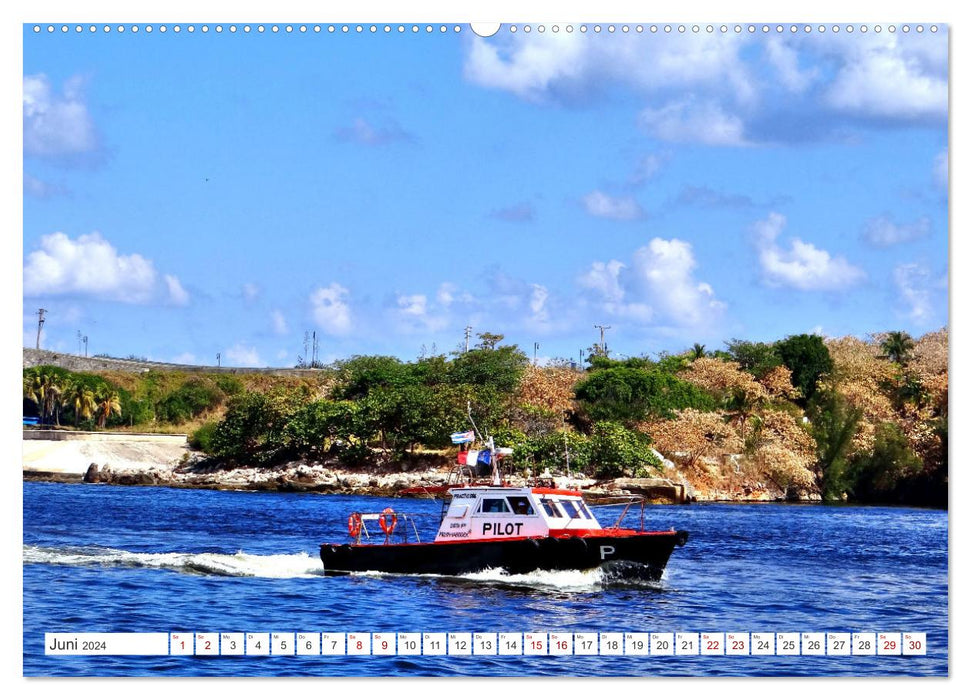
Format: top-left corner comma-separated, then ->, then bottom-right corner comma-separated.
319,433 -> 689,580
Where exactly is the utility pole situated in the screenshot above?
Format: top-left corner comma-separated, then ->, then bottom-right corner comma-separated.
83,336 -> 88,357
464,325 -> 472,353
35,308 -> 46,350
533,342 -> 539,365
216,352 -> 221,367
594,324 -> 611,357
312,331 -> 319,367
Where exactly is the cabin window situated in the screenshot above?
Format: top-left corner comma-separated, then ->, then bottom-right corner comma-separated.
479,498 -> 511,514
559,499 -> 580,519
540,498 -> 564,518
578,502 -> 594,520
507,496 -> 535,515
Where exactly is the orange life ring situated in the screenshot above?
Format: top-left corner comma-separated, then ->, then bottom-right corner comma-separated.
378,507 -> 397,536
347,512 -> 363,539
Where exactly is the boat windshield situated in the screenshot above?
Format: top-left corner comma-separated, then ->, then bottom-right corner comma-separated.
540,498 -> 564,518
559,499 -> 581,520
507,496 -> 534,515
479,498 -> 511,513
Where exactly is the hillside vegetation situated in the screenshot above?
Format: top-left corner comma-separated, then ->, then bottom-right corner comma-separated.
23,329 -> 948,506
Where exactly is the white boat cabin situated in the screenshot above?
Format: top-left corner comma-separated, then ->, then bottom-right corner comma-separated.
435,486 -> 604,542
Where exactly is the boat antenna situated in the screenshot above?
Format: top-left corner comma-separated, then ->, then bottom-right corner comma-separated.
466,401 -> 484,442
563,412 -> 571,480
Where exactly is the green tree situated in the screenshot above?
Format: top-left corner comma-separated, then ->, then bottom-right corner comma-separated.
808,391 -> 862,500
333,355 -> 417,400
589,422 -> 661,479
725,339 -> 782,378
65,381 -> 97,427
774,334 -> 833,403
475,332 -> 504,351
849,422 -> 923,502
24,369 -> 67,425
880,331 -> 916,365
448,344 -> 529,394
574,367 -> 716,422
689,343 -> 706,360
95,389 -> 122,429
210,391 -> 300,464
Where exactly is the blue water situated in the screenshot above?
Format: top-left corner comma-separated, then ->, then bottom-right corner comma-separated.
23,481 -> 948,677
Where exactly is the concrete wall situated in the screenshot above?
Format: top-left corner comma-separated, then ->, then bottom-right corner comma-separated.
24,429 -> 187,445
23,348 -> 326,377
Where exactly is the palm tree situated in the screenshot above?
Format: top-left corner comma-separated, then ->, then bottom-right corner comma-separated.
724,387 -> 760,439
881,331 -> 915,365
95,389 -> 122,429
65,381 -> 97,427
690,343 -> 706,360
25,371 -> 62,425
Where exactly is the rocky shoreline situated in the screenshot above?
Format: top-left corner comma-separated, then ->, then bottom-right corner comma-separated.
25,451 -> 805,503
23,430 -> 811,502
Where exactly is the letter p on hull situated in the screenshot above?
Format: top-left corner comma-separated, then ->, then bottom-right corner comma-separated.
599,545 -> 616,560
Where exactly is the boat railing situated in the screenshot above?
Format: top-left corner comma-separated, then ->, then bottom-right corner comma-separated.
587,495 -> 649,532
355,512 -> 423,545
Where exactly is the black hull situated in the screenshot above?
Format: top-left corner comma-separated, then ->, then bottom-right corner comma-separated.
319,531 -> 688,581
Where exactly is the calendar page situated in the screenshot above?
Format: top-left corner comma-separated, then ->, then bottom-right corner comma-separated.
20,0 -> 950,681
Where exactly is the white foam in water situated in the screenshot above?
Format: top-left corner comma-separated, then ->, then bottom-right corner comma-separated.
23,545 -> 324,578
349,566 -> 607,591
461,566 -> 606,591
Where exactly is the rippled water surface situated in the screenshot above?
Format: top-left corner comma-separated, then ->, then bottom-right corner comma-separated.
23,482 -> 948,676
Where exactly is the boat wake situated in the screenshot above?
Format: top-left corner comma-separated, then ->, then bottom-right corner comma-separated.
24,545 -> 667,591
348,566 -> 666,592
23,544 -> 324,578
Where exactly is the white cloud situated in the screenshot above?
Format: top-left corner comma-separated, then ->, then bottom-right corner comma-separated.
629,152 -> 667,185
271,310 -> 288,335
629,238 -> 726,326
580,238 -> 723,327
242,283 -> 260,302
894,263 -> 934,323
397,293 -> 428,317
754,212 -> 866,291
934,149 -> 948,188
23,74 -> 98,158
861,215 -> 931,247
463,32 -> 588,101
24,173 -> 66,198
824,34 -> 947,121
639,98 -> 747,146
224,343 -> 262,367
164,275 -> 190,305
581,190 -> 644,220
765,38 -> 819,93
463,32 -> 754,104
24,232 -> 160,302
393,293 -> 448,333
335,117 -> 412,146
529,284 -> 549,323
437,283 -> 456,306
171,352 -> 197,365
578,260 -> 625,303
310,283 -> 352,335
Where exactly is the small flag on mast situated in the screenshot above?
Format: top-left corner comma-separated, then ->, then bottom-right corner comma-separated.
450,430 -> 475,444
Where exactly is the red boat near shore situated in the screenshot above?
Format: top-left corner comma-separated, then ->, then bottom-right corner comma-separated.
319,432 -> 688,580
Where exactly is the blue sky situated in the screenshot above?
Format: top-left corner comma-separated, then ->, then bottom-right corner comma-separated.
22,23 -> 949,367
